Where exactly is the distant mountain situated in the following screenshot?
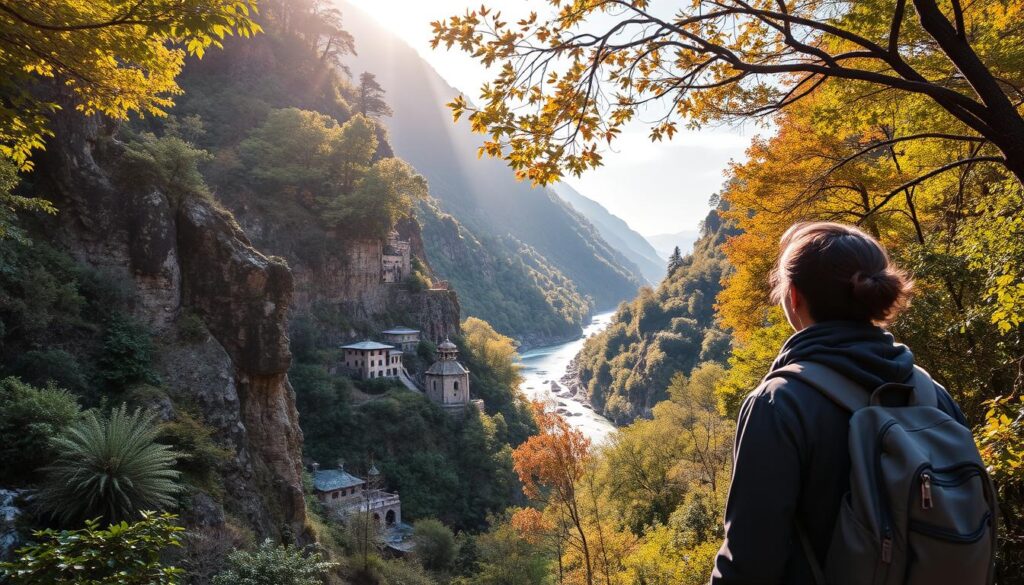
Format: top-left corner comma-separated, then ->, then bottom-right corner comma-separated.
551,183 -> 666,284
646,230 -> 701,260
340,3 -> 643,340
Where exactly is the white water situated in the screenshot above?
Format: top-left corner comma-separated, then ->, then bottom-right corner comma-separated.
517,311 -> 617,443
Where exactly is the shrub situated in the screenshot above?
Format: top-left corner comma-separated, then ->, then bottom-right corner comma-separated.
35,404 -> 182,525
0,512 -> 184,584
96,316 -> 159,390
211,539 -> 336,585
11,349 -> 88,391
381,559 -> 435,585
0,377 -> 81,483
158,408 -> 232,494
412,519 -> 457,571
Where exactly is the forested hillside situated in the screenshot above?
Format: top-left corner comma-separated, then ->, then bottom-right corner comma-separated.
340,3 -> 644,341
571,206 -> 735,423
551,182 -> 665,284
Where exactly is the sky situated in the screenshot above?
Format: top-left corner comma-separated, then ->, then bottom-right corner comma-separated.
344,0 -> 760,235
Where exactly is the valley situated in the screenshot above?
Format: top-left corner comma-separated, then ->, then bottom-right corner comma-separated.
1,1 -> 1021,584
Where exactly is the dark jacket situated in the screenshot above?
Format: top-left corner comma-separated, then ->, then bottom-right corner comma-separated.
710,321 -> 966,585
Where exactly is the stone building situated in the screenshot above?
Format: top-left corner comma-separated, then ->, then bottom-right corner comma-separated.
381,232 -> 411,283
312,463 -> 401,527
425,338 -> 471,412
381,327 -> 420,353
341,341 -> 403,380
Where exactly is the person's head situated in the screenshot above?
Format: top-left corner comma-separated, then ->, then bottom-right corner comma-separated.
770,222 -> 912,331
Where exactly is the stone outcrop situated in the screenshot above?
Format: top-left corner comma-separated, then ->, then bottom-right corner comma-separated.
230,209 -> 462,344
36,111 -> 308,542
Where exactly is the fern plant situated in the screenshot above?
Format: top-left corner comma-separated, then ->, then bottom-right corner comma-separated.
35,404 -> 182,525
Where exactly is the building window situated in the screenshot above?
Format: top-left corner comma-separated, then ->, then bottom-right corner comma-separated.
454,381 -> 459,390
332,492 -> 338,499
433,381 -> 437,390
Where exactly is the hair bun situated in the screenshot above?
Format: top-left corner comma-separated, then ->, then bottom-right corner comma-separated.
850,270 -> 906,322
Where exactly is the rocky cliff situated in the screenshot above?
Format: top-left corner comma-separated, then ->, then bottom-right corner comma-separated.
225,202 -> 462,344
35,111 -> 308,542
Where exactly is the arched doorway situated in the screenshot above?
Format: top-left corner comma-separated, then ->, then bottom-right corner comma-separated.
385,509 -> 396,525
373,512 -> 381,525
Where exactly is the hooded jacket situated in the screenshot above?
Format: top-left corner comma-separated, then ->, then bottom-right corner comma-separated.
710,321 -> 966,585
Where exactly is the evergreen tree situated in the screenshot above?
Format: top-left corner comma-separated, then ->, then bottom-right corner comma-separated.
667,246 -> 683,275
357,72 -> 393,118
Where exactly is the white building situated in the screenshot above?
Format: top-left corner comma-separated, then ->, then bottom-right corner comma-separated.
381,327 -> 420,353
341,341 -> 403,380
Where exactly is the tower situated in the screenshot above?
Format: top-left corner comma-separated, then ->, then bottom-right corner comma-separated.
424,338 -> 470,411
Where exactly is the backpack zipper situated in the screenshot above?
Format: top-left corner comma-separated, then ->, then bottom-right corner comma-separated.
916,462 -> 985,510
908,512 -> 992,543
920,472 -> 933,510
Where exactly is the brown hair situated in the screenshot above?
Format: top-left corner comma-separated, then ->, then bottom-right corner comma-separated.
770,222 -> 913,324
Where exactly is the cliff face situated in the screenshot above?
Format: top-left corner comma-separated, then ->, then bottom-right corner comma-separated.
36,111 -> 308,542
228,207 -> 462,344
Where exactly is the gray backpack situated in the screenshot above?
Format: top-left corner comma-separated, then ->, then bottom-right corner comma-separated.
770,362 -> 998,585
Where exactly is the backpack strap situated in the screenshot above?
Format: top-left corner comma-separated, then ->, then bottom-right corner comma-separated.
769,362 -> 941,412
907,365 -> 939,408
768,362 -> 868,412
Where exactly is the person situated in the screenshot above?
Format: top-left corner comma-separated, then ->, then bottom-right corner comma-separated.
710,221 -> 968,584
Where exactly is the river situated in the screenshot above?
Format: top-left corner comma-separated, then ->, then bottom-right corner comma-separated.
517,310 -> 618,443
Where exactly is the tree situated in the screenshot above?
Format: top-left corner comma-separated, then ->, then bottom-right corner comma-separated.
0,0 -> 260,239
35,404 -> 182,525
0,157 -> 53,241
211,539 -> 336,585
471,521 -> 550,585
331,113 -> 379,193
512,402 -> 595,585
357,72 -> 394,118
323,157 -> 428,238
239,108 -> 343,194
0,512 -> 184,584
431,1 -> 1024,186
667,246 -> 684,276
0,377 -> 80,483
413,518 -> 458,571
0,0 -> 260,170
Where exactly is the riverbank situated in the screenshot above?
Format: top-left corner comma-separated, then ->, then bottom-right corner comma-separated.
516,311 -> 617,443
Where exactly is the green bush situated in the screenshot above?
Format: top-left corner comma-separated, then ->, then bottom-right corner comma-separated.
96,316 -> 159,390
35,404 -> 182,525
158,408 -> 232,494
211,539 -> 336,585
0,512 -> 184,584
11,349 -> 88,392
381,559 -> 436,585
0,376 -> 81,483
412,519 -> 457,572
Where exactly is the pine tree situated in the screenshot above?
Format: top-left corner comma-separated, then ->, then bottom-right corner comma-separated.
667,246 -> 683,275
356,72 -> 393,118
